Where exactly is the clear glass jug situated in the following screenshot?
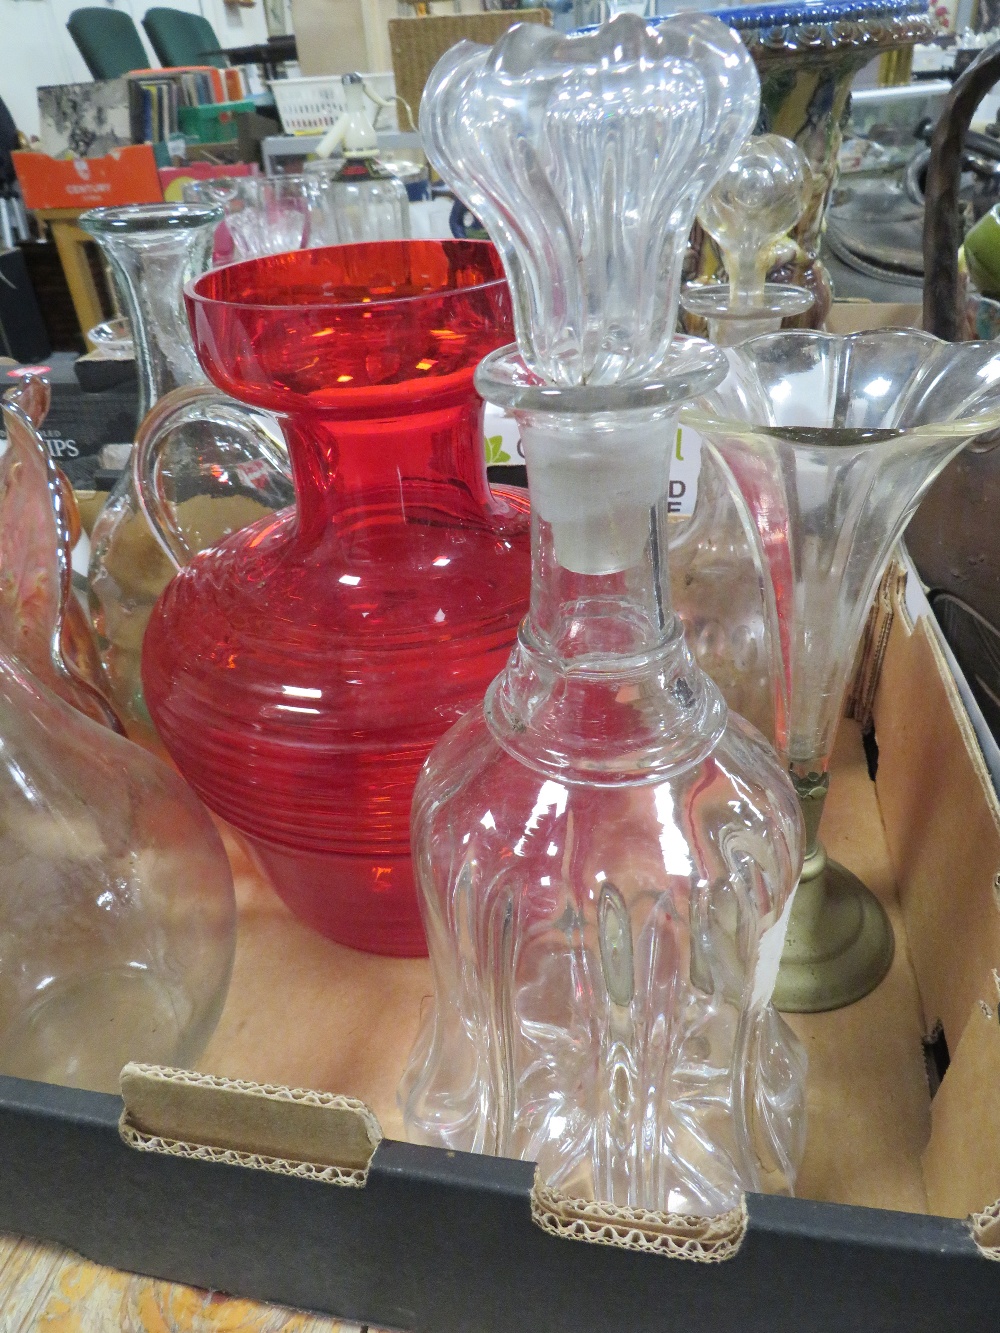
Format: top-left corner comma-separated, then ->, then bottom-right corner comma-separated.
80,204 -> 294,742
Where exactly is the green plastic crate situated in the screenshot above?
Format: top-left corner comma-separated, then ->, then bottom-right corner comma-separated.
177,100 -> 255,144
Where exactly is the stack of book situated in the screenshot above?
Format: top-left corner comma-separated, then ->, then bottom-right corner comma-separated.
127,66 -> 251,144
128,74 -> 179,143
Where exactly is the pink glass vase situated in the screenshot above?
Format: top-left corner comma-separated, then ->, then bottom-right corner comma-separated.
141,240 -> 531,956
0,375 -> 122,732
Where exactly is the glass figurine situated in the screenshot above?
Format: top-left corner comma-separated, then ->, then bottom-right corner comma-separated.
400,15 -> 808,1216
0,646 -> 236,1093
141,240 -> 531,957
0,375 -> 121,731
686,329 -> 1000,1011
80,204 -> 294,741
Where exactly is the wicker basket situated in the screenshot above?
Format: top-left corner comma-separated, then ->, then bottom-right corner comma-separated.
388,10 -> 551,129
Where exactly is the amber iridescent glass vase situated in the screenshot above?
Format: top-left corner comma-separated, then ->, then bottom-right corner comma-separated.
142,240 -> 531,957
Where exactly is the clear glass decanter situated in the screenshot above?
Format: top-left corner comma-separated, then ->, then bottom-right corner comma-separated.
400,14 -> 808,1215
671,135 -> 813,744
686,330 -> 1000,1012
0,647 -> 235,1093
80,204 -> 293,741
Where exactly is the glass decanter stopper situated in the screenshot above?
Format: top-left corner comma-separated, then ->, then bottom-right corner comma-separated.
0,375 -> 121,731
400,15 -> 808,1215
0,647 -> 235,1093
141,240 -> 531,957
681,134 -> 813,347
686,329 -> 1000,1012
80,204 -> 294,741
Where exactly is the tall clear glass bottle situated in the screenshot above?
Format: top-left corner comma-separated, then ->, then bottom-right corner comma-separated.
672,135 -> 813,743
400,13 -> 808,1214
401,351 -> 807,1212
81,204 -> 293,741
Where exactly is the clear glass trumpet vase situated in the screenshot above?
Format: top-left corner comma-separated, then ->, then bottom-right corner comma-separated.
685,329 -> 1000,1012
400,344 -> 808,1215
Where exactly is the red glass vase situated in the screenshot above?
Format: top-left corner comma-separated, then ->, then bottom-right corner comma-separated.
141,240 -> 530,956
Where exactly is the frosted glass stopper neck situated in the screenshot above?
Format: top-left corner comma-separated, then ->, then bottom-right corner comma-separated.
420,13 -> 759,388
698,134 -> 808,311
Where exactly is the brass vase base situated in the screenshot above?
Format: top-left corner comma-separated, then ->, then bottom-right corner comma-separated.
772,844 -> 895,1014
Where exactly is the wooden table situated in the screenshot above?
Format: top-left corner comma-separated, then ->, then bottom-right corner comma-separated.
32,209 -> 106,351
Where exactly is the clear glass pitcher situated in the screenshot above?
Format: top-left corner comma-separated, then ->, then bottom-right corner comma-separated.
80,204 -> 294,742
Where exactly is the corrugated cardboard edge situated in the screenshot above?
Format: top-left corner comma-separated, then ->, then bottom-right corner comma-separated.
530,1171 -> 747,1261
118,1064 -> 382,1188
970,1198 -> 1000,1260
871,575 -> 1000,1220
875,602 -> 1000,1047
846,558 -> 908,731
925,972 -> 1000,1223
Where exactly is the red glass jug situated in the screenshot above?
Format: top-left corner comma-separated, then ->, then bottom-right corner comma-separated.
141,241 -> 530,956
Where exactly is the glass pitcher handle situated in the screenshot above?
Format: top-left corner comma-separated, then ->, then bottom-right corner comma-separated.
133,383 -> 293,569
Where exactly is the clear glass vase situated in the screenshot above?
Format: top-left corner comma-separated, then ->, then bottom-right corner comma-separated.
0,374 -> 121,731
0,647 -> 235,1093
140,240 -> 531,957
182,176 -> 312,264
401,14 -> 808,1214
80,204 -> 294,742
686,329 -> 1000,1012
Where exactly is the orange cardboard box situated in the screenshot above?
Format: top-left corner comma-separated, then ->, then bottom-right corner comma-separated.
12,145 -> 163,211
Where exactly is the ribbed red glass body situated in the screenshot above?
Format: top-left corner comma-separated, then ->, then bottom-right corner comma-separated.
142,241 -> 530,956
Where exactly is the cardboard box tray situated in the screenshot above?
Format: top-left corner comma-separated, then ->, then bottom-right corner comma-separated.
2,562 -> 1000,1329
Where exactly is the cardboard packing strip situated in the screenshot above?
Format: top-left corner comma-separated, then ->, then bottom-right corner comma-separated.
3,301 -> 1000,1325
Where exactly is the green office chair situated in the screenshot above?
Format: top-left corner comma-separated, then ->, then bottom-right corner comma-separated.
67,8 -> 151,79
142,8 -> 228,68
